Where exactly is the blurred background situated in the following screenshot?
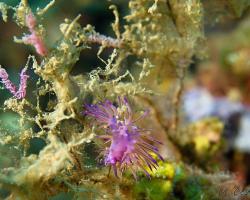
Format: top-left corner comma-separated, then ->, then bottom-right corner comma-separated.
0,0 -> 250,195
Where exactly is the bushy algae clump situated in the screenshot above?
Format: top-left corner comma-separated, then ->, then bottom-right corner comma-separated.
0,0 -> 249,199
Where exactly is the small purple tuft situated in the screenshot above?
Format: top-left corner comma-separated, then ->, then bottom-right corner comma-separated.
14,67 -> 29,99
84,97 -> 163,178
0,68 -> 17,95
0,67 -> 29,99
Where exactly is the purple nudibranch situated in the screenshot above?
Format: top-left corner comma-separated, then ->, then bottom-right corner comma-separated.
84,97 -> 163,178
